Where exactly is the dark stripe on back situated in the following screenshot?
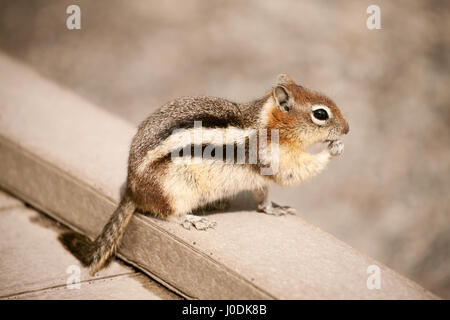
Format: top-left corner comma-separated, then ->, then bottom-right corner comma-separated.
156,114 -> 244,145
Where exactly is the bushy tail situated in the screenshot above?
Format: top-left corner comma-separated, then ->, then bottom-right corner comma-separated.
59,196 -> 136,275
89,197 -> 136,275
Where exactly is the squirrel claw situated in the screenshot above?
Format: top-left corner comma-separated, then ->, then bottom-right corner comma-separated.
179,214 -> 217,231
258,202 -> 297,216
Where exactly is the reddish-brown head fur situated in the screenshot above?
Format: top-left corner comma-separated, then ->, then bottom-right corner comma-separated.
264,74 -> 349,149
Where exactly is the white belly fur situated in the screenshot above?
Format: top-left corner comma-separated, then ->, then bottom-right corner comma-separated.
161,160 -> 268,216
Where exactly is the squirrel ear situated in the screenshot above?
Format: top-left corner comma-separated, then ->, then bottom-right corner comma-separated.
273,85 -> 291,111
277,74 -> 295,86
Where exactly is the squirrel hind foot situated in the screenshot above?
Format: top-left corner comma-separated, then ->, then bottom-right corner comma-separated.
257,202 -> 297,216
178,214 -> 217,231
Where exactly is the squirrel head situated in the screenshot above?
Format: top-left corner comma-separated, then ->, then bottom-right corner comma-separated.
262,74 -> 349,149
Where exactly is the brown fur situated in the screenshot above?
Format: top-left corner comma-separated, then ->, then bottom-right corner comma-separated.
89,195 -> 136,274
266,78 -> 349,149
128,157 -> 173,219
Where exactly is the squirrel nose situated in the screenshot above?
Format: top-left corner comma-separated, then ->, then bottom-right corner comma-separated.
343,121 -> 350,135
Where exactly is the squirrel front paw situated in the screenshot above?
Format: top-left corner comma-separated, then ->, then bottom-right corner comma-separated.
328,140 -> 344,157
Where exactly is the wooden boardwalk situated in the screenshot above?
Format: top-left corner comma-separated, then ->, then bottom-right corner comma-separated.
0,190 -> 180,300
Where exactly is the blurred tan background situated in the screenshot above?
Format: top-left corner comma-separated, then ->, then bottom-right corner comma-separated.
0,0 -> 449,298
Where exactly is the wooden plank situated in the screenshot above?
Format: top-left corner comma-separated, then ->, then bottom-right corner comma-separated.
0,189 -> 23,210
0,53 -> 437,299
0,202 -> 179,299
5,274 -> 179,300
0,206 -> 131,297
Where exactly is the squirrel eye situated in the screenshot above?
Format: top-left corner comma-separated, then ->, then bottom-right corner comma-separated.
313,109 -> 329,121
311,105 -> 332,126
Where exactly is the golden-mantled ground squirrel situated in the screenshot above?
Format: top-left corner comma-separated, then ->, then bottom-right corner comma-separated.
61,74 -> 349,274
